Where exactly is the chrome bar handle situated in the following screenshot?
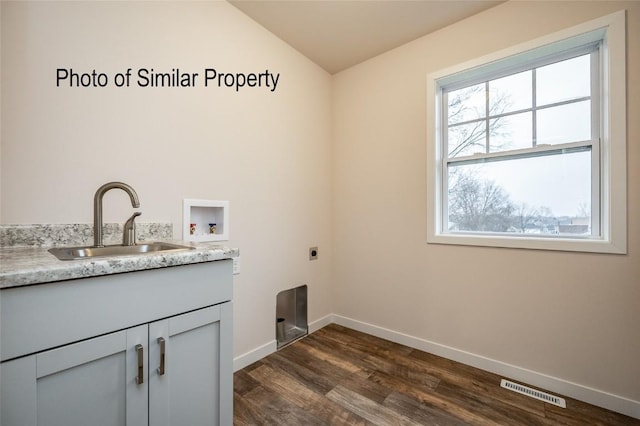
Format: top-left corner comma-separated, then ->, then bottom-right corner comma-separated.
135,344 -> 144,385
157,337 -> 166,376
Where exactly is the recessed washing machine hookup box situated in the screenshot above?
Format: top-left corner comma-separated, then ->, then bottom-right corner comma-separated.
182,199 -> 229,242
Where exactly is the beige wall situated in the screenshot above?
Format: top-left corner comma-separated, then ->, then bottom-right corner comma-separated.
332,0 -> 639,404
0,1 -> 333,358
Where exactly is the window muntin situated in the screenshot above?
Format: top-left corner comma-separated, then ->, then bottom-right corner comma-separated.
441,49 -> 599,239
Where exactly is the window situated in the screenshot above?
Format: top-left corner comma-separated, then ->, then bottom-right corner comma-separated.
427,11 -> 626,253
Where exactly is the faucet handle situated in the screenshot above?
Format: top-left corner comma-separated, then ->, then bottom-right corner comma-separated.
123,212 -> 142,246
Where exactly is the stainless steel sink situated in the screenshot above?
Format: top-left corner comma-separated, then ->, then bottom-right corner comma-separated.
49,242 -> 195,260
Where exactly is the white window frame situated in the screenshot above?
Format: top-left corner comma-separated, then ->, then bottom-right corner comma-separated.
426,10 -> 626,254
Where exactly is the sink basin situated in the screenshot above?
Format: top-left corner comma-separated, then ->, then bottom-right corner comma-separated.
49,242 -> 195,260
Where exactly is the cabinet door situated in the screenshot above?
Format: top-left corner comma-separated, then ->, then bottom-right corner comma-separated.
0,325 -> 148,426
149,302 -> 233,426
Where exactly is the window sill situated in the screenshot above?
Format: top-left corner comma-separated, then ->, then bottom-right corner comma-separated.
427,232 -> 626,254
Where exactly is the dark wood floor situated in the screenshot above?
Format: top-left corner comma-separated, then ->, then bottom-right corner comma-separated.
234,324 -> 638,425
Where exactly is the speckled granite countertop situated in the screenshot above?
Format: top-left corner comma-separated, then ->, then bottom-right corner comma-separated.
0,224 -> 238,289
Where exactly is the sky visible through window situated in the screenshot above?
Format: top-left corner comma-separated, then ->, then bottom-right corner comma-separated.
451,152 -> 590,217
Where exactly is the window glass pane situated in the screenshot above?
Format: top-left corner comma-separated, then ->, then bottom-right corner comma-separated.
489,70 -> 532,115
448,121 -> 486,158
537,100 -> 591,145
489,112 -> 532,152
447,83 -> 485,125
537,54 -> 591,106
447,150 -> 591,235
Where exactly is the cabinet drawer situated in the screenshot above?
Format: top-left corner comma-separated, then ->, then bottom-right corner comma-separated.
1,260 -> 232,361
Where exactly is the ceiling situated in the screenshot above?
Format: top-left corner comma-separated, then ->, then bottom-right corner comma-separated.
229,0 -> 504,74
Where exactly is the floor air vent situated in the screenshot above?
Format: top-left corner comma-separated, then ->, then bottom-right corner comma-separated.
500,379 -> 566,408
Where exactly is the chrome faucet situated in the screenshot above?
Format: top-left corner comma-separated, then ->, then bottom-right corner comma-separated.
93,182 -> 140,247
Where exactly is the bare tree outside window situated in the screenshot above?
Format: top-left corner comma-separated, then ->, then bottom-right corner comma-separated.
448,169 -> 514,232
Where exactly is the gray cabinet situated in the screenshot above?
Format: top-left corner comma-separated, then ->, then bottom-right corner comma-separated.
149,304 -> 232,426
2,325 -> 148,426
0,260 -> 233,426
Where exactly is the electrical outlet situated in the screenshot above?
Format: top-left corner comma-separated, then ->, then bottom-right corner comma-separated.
309,246 -> 318,260
232,257 -> 240,275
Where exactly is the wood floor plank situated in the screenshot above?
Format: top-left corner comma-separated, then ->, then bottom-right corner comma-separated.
315,325 -> 416,369
362,352 -> 441,390
543,397 -> 637,426
300,331 -> 375,373
237,385 -> 320,426
321,324 -> 414,356
234,324 -> 640,425
408,349 -> 548,417
294,337 -> 363,374
382,391 -> 469,426
327,384 -> 423,426
432,380 -> 552,426
234,368 -> 262,397
275,341 -> 361,386
248,363 -> 370,425
368,370 -> 501,425
338,369 -> 392,405
259,351 -> 337,395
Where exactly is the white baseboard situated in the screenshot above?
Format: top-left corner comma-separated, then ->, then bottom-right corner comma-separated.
232,313 -> 639,419
332,314 -> 640,420
233,314 -> 333,372
309,313 -> 334,333
233,339 -> 276,372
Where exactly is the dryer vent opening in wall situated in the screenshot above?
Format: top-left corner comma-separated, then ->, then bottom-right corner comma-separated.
276,285 -> 308,349
500,379 -> 566,408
